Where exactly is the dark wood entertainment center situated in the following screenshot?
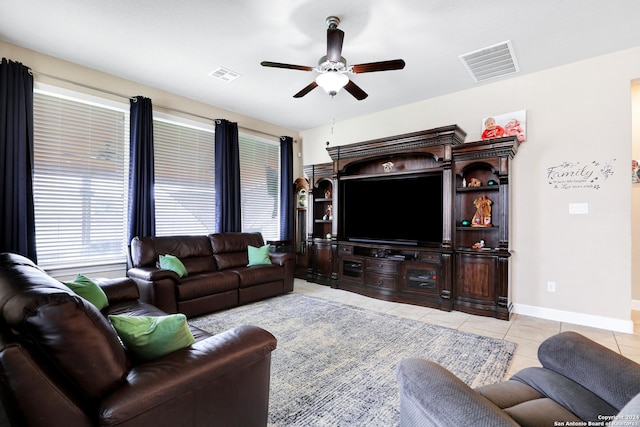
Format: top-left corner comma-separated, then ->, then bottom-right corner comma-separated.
303,125 -> 519,320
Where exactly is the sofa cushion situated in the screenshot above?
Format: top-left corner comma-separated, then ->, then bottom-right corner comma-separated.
247,245 -> 272,266
176,271 -> 238,301
109,313 -> 196,361
64,273 -> 109,310
131,235 -> 216,275
209,232 -> 264,270
233,265 -> 284,288
160,254 -> 188,277
0,254 -> 128,400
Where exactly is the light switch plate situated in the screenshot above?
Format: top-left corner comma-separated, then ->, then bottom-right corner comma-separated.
569,203 -> 588,214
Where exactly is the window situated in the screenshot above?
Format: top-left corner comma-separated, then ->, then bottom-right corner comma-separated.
153,116 -> 216,236
33,86 -> 129,269
239,134 -> 280,241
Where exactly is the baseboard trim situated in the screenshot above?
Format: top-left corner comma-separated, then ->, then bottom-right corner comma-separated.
512,303 -> 634,334
632,299 -> 640,311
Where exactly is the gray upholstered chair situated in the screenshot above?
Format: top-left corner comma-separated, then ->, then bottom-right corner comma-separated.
396,331 -> 640,427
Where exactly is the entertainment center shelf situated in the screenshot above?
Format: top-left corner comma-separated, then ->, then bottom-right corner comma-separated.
303,126 -> 519,320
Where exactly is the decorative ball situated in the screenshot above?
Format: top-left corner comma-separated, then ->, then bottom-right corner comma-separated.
461,219 -> 470,226
487,179 -> 497,186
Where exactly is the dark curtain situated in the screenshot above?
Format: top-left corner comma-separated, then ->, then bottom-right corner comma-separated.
279,136 -> 294,241
0,58 -> 37,262
215,119 -> 241,232
127,96 -> 155,246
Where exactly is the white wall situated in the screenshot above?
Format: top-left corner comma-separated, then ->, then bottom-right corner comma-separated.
301,46 -> 640,332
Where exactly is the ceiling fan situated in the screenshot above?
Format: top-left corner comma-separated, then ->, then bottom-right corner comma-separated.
261,16 -> 406,100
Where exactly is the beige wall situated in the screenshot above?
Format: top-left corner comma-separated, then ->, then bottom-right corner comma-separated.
301,46 -> 640,332
633,82 -> 640,303
0,41 -> 301,169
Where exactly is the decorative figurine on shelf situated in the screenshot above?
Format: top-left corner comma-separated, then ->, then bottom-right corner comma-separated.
324,189 -> 331,199
323,204 -> 333,220
468,177 -> 482,187
472,240 -> 486,249
471,195 -> 493,227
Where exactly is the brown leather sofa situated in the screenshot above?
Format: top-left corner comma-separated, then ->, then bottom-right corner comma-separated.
127,232 -> 295,317
0,252 -> 277,427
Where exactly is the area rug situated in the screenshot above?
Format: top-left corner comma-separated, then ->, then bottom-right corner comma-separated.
190,293 -> 517,426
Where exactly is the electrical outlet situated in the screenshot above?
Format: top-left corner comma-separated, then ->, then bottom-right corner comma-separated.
547,281 -> 556,292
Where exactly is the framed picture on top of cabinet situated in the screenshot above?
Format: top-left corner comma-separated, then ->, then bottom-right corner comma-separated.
481,110 -> 526,142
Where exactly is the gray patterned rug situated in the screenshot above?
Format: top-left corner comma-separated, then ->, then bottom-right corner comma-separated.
190,293 -> 516,426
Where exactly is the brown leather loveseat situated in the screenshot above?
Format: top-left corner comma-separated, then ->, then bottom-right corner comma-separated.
127,232 -> 295,317
0,252 -> 277,427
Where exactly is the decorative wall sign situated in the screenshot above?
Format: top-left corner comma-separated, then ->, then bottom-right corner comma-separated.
546,159 -> 616,190
633,160 -> 640,183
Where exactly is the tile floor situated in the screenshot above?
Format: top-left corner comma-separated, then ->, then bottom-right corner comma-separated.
293,278 -> 640,378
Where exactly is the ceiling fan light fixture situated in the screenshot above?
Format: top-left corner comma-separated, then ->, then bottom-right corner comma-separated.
315,71 -> 349,97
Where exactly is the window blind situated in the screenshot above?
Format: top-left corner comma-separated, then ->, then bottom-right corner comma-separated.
33,91 -> 128,268
239,135 -> 280,241
154,119 -> 216,236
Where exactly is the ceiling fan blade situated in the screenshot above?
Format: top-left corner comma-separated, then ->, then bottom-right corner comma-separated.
344,80 -> 368,100
327,28 -> 345,62
261,61 -> 314,72
351,59 -> 406,73
293,81 -> 319,98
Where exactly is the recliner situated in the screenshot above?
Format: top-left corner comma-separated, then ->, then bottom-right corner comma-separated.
396,331 -> 640,427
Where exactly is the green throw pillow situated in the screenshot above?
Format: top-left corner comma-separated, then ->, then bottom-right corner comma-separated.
247,244 -> 272,266
108,314 -> 195,361
159,254 -> 187,277
65,274 -> 109,310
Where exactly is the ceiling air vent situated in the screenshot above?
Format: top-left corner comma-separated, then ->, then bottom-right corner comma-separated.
459,40 -> 519,83
208,67 -> 240,82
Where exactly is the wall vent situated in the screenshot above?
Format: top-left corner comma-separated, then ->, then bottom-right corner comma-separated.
208,67 -> 240,82
459,40 -> 519,83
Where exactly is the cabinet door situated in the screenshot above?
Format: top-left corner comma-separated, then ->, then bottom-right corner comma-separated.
454,253 -> 496,302
313,241 -> 333,277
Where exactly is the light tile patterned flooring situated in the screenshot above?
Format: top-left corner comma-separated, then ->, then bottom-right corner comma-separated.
293,278 -> 640,378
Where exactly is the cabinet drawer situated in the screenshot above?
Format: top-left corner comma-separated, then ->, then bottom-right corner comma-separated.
365,258 -> 399,273
338,245 -> 354,256
366,273 -> 397,290
419,253 -> 440,263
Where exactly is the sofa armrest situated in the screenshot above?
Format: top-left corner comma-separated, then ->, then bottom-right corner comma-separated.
126,267 -> 180,282
396,358 -> 519,427
269,252 -> 295,292
538,331 -> 640,410
99,325 -> 277,426
268,252 -> 294,267
96,278 -> 140,304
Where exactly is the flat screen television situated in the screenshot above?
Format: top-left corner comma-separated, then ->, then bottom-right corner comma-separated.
340,172 -> 443,246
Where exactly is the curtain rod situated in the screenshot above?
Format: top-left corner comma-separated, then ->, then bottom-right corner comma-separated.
29,69 -> 284,140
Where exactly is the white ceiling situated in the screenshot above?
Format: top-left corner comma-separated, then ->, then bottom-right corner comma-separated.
2,0 -> 640,131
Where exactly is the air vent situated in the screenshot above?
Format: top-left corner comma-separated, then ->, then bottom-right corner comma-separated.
208,67 -> 240,82
459,40 -> 519,83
